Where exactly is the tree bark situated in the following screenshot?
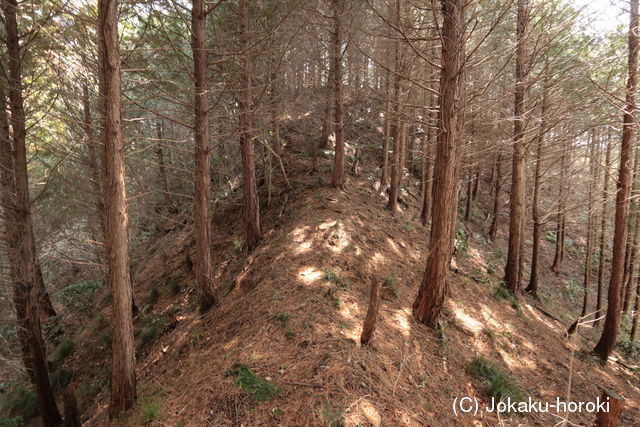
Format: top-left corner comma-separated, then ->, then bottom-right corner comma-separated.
464,170 -> 472,221
331,0 -> 345,188
630,274 -> 640,342
98,0 -> 137,415
1,1 -> 62,424
412,0 -> 466,327
421,110 -> 435,226
551,145 -> 568,275
191,0 -> 217,312
360,280 -> 382,345
594,0 -> 638,362
155,121 -> 178,214
504,0 -> 529,294
596,138 -> 612,326
595,389 -> 625,427
623,147 -> 640,313
489,153 -> 503,241
387,1 -> 402,211
581,131 -> 597,316
380,67 -> 391,190
82,81 -> 107,265
525,82 -> 548,295
238,0 -> 262,250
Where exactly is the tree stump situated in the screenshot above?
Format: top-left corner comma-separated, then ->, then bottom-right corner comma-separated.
595,389 -> 624,427
360,281 -> 382,345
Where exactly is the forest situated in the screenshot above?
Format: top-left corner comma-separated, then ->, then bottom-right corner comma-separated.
1,0 -> 640,425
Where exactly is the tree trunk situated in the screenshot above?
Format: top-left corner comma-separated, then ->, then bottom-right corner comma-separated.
595,389 -> 625,427
551,146 -> 567,275
1,1 -> 63,424
269,62 -> 282,156
421,115 -> 434,226
596,138 -> 612,326
387,1 -> 402,211
623,147 -> 640,313
630,274 -> 640,342
191,0 -> 217,312
472,165 -> 480,200
98,0 -> 137,415
35,264 -> 56,319
525,82 -> 548,295
489,154 -> 503,241
464,170 -> 472,221
155,121 -> 178,214
380,67 -> 391,190
581,131 -> 597,317
504,0 -> 529,294
331,0 -> 345,188
82,81 -> 107,266
360,280 -> 382,345
594,0 -> 638,362
412,0 -> 466,327
238,0 -> 262,250
623,199 -> 640,313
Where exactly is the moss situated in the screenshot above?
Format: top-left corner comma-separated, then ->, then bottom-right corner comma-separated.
225,364 -> 281,402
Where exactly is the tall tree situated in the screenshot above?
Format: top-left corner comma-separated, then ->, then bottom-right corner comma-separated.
581,131 -> 597,316
525,81 -> 548,295
504,0 -> 529,293
595,138 -> 612,326
0,0 -> 62,424
238,0 -> 262,250
331,0 -> 345,188
98,0 -> 137,414
192,0 -> 217,311
594,0 -> 639,362
412,0 -> 466,327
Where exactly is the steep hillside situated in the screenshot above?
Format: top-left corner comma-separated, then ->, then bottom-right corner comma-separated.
58,138 -> 639,426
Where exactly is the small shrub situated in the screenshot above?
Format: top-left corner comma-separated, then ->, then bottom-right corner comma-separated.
320,405 -> 345,427
324,270 -> 348,289
618,339 -> 639,359
138,316 -> 169,349
50,368 -> 73,392
403,222 -> 415,232
223,280 -> 235,295
43,316 -> 64,344
455,226 -> 469,257
89,313 -> 106,334
274,313 -> 290,323
79,375 -> 107,398
0,416 -> 22,426
225,364 -> 282,402
98,332 -> 112,350
382,276 -> 399,298
232,239 -> 243,253
493,285 -> 518,309
52,337 -> 75,363
56,279 -> 103,315
0,383 -> 38,422
148,286 -> 160,305
285,329 -> 295,339
169,278 -> 180,296
467,357 -> 526,405
563,278 -> 581,301
545,231 -> 557,243
141,401 -> 162,425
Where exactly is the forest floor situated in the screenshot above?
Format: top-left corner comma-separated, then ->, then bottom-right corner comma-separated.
43,117 -> 640,426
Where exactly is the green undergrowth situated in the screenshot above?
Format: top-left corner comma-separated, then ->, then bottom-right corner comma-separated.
467,357 -> 526,406
225,364 -> 281,402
